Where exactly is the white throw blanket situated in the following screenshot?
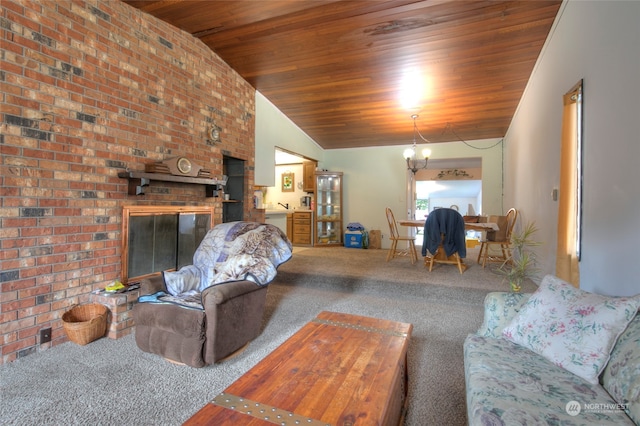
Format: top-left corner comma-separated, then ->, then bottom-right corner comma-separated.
162,222 -> 292,298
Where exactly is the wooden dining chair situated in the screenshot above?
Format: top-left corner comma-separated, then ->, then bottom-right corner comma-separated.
422,208 -> 467,274
477,208 -> 518,268
424,234 -> 467,274
385,207 -> 417,264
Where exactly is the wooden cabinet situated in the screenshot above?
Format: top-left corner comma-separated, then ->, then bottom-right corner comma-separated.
286,213 -> 293,242
303,161 -> 317,192
292,211 -> 312,246
314,171 -> 343,246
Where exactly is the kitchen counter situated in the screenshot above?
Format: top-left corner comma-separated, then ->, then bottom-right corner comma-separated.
264,208 -> 312,215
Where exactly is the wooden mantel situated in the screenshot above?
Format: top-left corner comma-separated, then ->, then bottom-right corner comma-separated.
118,170 -> 224,197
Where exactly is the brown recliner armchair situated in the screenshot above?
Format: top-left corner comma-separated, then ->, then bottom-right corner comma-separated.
132,221 -> 292,368
133,275 -> 267,367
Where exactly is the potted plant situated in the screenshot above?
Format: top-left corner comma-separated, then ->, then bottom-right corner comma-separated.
497,222 -> 541,292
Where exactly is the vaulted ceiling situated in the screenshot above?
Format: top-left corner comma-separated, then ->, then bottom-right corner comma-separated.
124,0 -> 562,150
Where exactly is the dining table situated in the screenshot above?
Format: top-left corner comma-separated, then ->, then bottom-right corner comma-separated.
397,219 -> 500,269
398,219 -> 500,232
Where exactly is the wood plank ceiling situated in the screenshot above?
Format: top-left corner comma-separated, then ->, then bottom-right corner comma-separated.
124,0 -> 562,150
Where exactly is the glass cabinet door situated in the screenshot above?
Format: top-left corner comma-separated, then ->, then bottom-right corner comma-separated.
315,171 -> 343,246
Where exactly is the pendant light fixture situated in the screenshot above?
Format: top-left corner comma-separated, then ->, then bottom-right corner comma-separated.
403,114 -> 431,174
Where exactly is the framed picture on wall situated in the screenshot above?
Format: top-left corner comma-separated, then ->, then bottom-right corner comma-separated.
282,172 -> 294,192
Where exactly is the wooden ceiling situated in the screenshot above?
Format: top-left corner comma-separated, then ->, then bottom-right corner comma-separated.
124,0 -> 562,150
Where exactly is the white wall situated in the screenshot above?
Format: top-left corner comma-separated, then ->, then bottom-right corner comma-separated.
323,140 -> 503,248
254,92 -> 324,186
504,0 -> 640,296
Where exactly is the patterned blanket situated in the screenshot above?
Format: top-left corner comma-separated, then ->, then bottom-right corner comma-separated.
147,222 -> 292,309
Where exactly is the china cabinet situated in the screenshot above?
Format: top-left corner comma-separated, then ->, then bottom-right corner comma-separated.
314,171 -> 343,246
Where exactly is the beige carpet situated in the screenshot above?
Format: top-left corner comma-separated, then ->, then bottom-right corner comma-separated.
0,245 -> 537,425
284,245 -> 538,293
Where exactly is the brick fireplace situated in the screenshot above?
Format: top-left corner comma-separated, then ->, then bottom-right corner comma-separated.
1,0 -> 258,363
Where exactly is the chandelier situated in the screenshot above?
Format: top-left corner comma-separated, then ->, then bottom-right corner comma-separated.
403,114 -> 431,174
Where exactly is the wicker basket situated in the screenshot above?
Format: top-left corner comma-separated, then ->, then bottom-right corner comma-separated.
62,303 -> 108,345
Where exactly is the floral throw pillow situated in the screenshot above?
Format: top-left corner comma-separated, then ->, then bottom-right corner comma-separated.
502,274 -> 640,384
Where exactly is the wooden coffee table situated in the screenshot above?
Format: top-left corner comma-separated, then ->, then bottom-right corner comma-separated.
184,311 -> 413,425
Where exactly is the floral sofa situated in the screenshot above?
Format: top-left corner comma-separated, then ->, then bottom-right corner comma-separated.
464,275 -> 639,425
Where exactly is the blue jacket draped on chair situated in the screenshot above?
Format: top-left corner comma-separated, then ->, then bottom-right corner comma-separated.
422,208 -> 467,258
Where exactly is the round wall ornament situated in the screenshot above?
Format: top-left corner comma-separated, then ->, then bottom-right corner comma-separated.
209,123 -> 221,143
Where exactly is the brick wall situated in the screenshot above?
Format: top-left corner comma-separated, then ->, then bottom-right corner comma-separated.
0,0 -> 257,364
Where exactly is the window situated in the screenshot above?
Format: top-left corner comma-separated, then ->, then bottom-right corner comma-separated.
556,80 -> 583,287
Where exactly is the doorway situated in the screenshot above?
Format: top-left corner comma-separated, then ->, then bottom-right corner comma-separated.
266,148 -> 318,210
406,158 -> 483,245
